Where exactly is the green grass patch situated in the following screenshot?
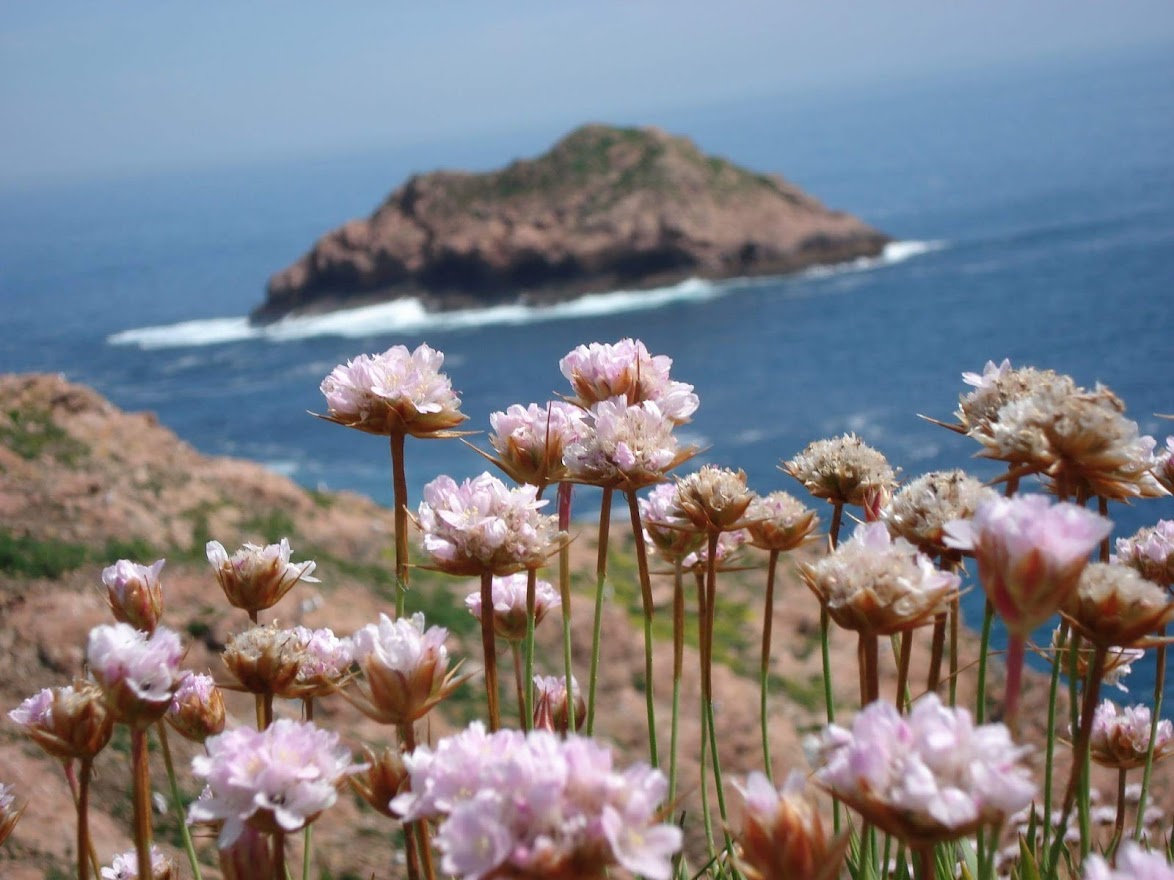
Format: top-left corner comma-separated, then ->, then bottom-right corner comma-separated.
0,407 -> 88,465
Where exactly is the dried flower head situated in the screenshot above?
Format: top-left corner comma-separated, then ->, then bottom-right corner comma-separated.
86,623 -> 184,727
102,558 -> 165,633
465,573 -> 561,642
639,483 -> 706,564
943,494 -> 1111,635
1065,563 -> 1174,647
564,399 -> 693,491
319,342 -> 466,437
559,338 -> 699,423
349,746 -> 409,818
206,538 -> 318,614
1087,700 -> 1174,770
954,359 -> 1072,437
8,681 -> 114,759
392,723 -> 682,880
0,783 -> 23,848
346,612 -> 462,725
800,523 -> 959,635
486,401 -> 587,488
532,674 -> 585,734
418,473 -> 563,576
883,470 -> 992,557
672,466 -> 755,533
1114,519 -> 1174,588
1083,840 -> 1174,879
1049,627 -> 1143,692
782,434 -> 896,508
166,672 -> 225,743
813,695 -> 1035,846
100,846 -> 177,879
189,718 -> 361,847
746,491 -> 820,553
735,771 -> 843,880
221,624 -> 302,696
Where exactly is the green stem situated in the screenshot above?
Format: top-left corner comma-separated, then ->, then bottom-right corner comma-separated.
131,727 -> 154,880
511,641 -> 528,729
479,571 -> 501,731
302,700 -> 313,880
695,568 -> 717,863
824,503 -> 843,833
760,549 -> 780,780
556,482 -> 575,720
390,432 -> 410,619
948,594 -> 960,706
975,601 -> 994,724
522,567 -> 538,731
156,721 -> 204,880
1134,634 -> 1166,841
585,487 -> 613,735
895,630 -> 913,712
1041,622 -> 1067,855
702,532 -> 732,853
668,558 -> 684,807
626,489 -> 659,768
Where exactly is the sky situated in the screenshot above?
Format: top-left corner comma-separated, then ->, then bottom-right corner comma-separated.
3,2 -> 1173,186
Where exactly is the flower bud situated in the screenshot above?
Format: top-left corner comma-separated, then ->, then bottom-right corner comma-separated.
673,466 -> 755,533
100,846 -> 177,879
166,672 -> 226,743
746,491 -> 820,553
206,538 -> 318,614
532,675 -> 585,735
349,746 -> 409,817
86,624 -> 184,728
736,771 -> 841,880
9,681 -> 114,760
465,574 -> 561,643
222,625 -> 301,696
102,559 -> 165,633
0,784 -> 23,848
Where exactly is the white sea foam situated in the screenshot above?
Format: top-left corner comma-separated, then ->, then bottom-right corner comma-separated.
107,240 -> 942,351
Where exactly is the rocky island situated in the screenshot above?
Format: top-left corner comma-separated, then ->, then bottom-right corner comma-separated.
253,124 -> 890,322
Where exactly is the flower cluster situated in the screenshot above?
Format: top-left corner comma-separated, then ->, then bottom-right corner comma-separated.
418,473 -> 562,575
86,623 -> 184,726
465,573 -> 561,642
639,483 -> 705,563
288,626 -> 353,698
783,433 -> 896,510
392,723 -> 682,880
206,538 -> 318,613
564,399 -> 687,490
532,674 -> 585,734
1114,519 -> 1174,588
101,846 -> 176,879
735,771 -> 841,880
814,695 -> 1035,845
1065,562 -> 1174,647
189,719 -> 361,847
1050,626 -> 1143,692
8,681 -> 113,759
682,529 -> 749,573
672,465 -> 755,533
487,401 -> 586,488
800,522 -> 959,635
1083,841 -> 1174,880
166,672 -> 225,743
0,783 -> 21,848
347,612 -> 460,724
745,490 -> 820,553
883,469 -> 992,557
559,337 -> 698,423
102,558 -> 165,633
319,342 -> 466,436
1088,700 -> 1174,770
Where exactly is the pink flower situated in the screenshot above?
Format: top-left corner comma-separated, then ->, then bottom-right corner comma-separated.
289,626 -> 353,695
487,401 -> 586,487
319,342 -> 466,437
465,573 -> 561,642
86,623 -> 184,726
532,674 -> 585,734
944,494 -> 1112,634
102,558 -> 165,633
559,338 -> 698,423
167,672 -> 225,743
564,399 -> 688,490
682,529 -> 750,573
206,538 -> 318,613
189,719 -> 361,847
1114,519 -> 1174,588
1083,841 -> 1174,880
734,771 -> 839,880
418,473 -> 561,576
1088,700 -> 1174,770
640,483 -> 705,564
100,846 -> 175,879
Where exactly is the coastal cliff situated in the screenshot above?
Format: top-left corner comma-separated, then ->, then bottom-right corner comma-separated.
254,124 -> 889,322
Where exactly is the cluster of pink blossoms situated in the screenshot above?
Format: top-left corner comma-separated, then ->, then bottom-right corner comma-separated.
1088,700 -> 1174,769
1083,841 -> 1174,880
814,695 -> 1035,842
392,722 -> 682,880
563,399 -> 682,487
100,846 -> 174,879
465,573 -> 561,641
418,473 -> 560,575
86,623 -> 184,724
487,401 -> 586,487
559,338 -> 698,423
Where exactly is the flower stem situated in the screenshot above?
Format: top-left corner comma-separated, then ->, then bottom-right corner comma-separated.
1003,634 -> 1026,736
858,632 -> 880,706
399,723 -> 436,880
156,721 -> 204,880
975,601 -> 994,724
1110,766 -> 1127,857
1041,622 -> 1067,855
895,630 -> 913,712
391,432 -> 410,619
479,571 -> 502,731
585,487 -> 613,735
556,482 -> 575,715
131,727 -> 154,880
948,594 -> 960,707
511,641 -> 528,729
302,699 -> 313,880
77,758 -> 92,880
927,611 -> 946,696
272,830 -> 286,880
760,549 -> 780,781
522,568 -> 538,731
626,489 -> 659,768
824,503 -> 843,833
1134,631 -> 1166,841
668,558 -> 685,807
64,761 -> 102,878
702,532 -> 732,852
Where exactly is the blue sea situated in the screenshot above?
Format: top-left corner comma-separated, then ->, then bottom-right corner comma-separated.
2,48 -> 1172,701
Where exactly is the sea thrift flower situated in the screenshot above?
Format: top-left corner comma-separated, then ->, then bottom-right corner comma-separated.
102,558 -> 165,633
465,573 -> 561,642
672,465 -> 755,533
1114,519 -> 1174,588
1083,840 -> 1174,879
954,359 -> 1072,438
1088,700 -> 1174,770
166,672 -> 225,743
318,342 -> 466,437
0,783 -> 22,848
564,399 -> 691,491
682,528 -> 749,573
221,624 -> 302,696
813,695 -> 1035,845
392,723 -> 682,880
346,612 -> 461,725
1154,436 -> 1174,495
8,681 -> 113,759
100,846 -> 176,879
417,472 -> 562,576
746,490 -> 820,553
283,626 -> 354,699
735,771 -> 843,880
189,718 -> 361,847
800,522 -> 959,635
486,401 -> 587,488
883,470 -> 992,557
783,433 -> 896,508
559,338 -> 699,423
1049,627 -> 1143,692
943,494 -> 1111,634
532,674 -> 585,734
1065,562 -> 1174,647
86,623 -> 184,726
349,746 -> 409,818
640,482 -> 705,563
206,537 -> 318,614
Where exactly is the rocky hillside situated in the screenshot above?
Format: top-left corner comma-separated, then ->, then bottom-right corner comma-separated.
255,124 -> 889,321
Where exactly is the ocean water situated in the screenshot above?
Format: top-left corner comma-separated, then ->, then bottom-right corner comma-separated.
2,47 -> 1172,700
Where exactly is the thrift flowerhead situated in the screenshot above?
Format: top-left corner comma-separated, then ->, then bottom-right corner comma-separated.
883,470 -> 993,558
672,465 -> 755,533
1065,562 -> 1174,647
746,490 -> 820,553
102,558 -> 165,633
319,342 -> 466,437
943,494 -> 1111,635
564,399 -> 693,491
86,623 -> 184,727
346,612 -> 462,725
465,573 -> 561,642
783,433 -> 896,510
682,528 -> 749,573
1114,519 -> 1174,588
1049,627 -> 1143,692
532,674 -> 585,734
1088,700 -> 1173,770
800,522 -> 959,636
221,624 -> 302,696
189,718 -> 361,847
349,746 -> 409,818
206,538 -> 318,614
813,695 -> 1035,846
486,401 -> 587,488
1154,436 -> 1174,495
282,626 -> 354,699
100,846 -> 176,880
8,681 -> 114,760
735,771 -> 844,880
418,472 -> 563,576
0,783 -> 22,848
640,482 -> 706,564
166,672 -> 225,743
1083,840 -> 1174,879
559,338 -> 699,423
